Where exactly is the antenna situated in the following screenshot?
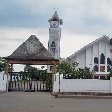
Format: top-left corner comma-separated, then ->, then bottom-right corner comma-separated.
53,8 -> 56,13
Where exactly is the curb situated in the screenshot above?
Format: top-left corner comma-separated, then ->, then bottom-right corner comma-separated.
55,95 -> 112,99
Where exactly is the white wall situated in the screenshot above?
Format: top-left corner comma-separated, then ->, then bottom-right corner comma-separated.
86,47 -> 92,70
0,72 -> 7,92
107,44 -> 111,59
59,79 -> 110,93
53,73 -> 111,93
76,50 -> 86,68
93,43 -> 99,58
99,41 -> 106,56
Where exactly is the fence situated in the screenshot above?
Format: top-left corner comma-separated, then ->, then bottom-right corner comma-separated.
53,73 -> 112,93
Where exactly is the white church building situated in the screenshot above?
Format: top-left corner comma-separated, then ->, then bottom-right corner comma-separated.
47,11 -> 112,79
68,35 -> 112,79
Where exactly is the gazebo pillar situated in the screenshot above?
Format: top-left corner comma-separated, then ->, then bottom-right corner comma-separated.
11,64 -> 13,72
6,62 -> 8,80
10,64 -> 13,81
6,62 -> 9,92
52,62 -> 57,91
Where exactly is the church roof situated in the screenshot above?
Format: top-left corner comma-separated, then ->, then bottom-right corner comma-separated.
5,35 -> 57,61
48,11 -> 63,25
68,35 -> 110,60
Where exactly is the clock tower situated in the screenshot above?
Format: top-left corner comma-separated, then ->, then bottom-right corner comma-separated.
47,11 -> 63,73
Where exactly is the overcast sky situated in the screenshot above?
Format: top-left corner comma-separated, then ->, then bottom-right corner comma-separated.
1,0 -> 112,71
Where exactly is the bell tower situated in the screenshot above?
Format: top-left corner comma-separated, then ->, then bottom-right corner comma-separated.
47,11 -> 63,73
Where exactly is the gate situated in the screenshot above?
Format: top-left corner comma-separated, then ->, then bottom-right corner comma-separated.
8,72 -> 52,92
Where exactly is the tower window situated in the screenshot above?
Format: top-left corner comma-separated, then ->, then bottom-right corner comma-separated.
100,53 -> 105,64
51,48 -> 55,53
94,57 -> 98,64
51,41 -> 56,47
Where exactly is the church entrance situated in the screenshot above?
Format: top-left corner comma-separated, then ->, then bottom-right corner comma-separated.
8,72 -> 52,92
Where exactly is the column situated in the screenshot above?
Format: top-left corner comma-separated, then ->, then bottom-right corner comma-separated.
6,62 -> 9,92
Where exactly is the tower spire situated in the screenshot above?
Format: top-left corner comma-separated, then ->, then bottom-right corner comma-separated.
48,10 -> 63,25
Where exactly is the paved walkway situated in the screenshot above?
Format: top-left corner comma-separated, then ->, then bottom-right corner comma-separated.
0,92 -> 112,112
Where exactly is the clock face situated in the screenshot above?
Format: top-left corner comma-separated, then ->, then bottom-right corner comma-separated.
51,22 -> 58,28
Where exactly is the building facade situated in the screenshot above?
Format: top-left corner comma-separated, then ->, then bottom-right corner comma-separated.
47,11 -> 63,73
68,35 -> 112,79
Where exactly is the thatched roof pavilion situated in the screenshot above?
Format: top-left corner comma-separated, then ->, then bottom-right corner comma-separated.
5,35 -> 58,63
6,36 -> 53,60
4,35 -> 59,90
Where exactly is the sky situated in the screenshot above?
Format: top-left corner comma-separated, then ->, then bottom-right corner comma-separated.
1,0 -> 112,71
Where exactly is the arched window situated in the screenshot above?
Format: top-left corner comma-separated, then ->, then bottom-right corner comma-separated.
107,58 -> 111,65
51,41 -> 56,47
107,65 -> 111,72
94,57 -> 98,64
94,65 -> 98,72
100,53 -> 105,64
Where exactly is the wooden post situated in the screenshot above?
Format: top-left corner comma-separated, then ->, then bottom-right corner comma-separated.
6,62 -> 8,80
11,64 -> 13,72
10,64 -> 13,90
52,64 -> 54,83
10,64 -> 13,80
6,62 -> 9,92
54,63 -> 56,81
52,62 -> 57,92
52,63 -> 54,92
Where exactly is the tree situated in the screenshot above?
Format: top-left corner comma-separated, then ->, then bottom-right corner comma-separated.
24,65 -> 52,89
0,57 -> 11,72
57,60 -> 92,79
0,57 -> 6,71
57,61 -> 78,78
24,65 -> 48,80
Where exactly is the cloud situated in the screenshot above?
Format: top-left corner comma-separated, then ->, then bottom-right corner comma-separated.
1,0 -> 112,71
0,0 -> 112,61
0,0 -> 51,27
0,28 -> 49,57
0,0 -> 112,36
0,27 -> 98,59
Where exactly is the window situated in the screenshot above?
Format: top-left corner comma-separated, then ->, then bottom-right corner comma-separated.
94,57 -> 98,64
51,48 -> 55,53
51,41 -> 56,47
100,66 -> 105,72
107,65 -> 111,72
94,65 -> 98,72
100,53 -> 105,64
107,58 -> 111,65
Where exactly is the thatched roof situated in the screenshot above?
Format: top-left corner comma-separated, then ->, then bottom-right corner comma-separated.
5,35 -> 57,61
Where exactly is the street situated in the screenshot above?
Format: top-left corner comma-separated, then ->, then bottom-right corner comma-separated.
0,92 -> 112,112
